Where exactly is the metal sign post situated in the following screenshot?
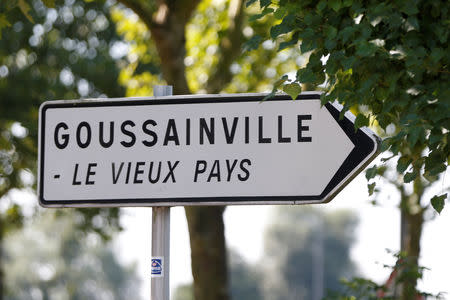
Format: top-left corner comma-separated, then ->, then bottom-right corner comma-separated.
151,206 -> 170,300
151,85 -> 172,300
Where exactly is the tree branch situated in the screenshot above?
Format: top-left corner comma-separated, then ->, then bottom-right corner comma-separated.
115,0 -> 157,30
205,0 -> 245,94
116,0 -> 201,94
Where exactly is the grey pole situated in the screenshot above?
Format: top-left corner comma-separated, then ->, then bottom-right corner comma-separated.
151,85 -> 172,300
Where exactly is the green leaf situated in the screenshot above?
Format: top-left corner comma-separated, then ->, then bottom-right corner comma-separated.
429,130 -> 443,147
18,0 -> 34,23
340,26 -> 356,43
270,15 -> 295,39
366,165 -> 378,180
274,7 -> 287,19
430,47 -> 445,64
355,114 -> 369,129
242,35 -> 262,52
343,0 -> 353,7
423,172 -> 438,183
249,7 -> 274,21
326,52 -> 341,73
270,23 -> 288,39
248,14 -> 262,22
400,2 -> 419,15
355,41 -> 377,57
407,17 -> 419,30
299,28 -> 316,52
324,25 -> 338,39
329,0 -> 342,12
428,163 -> 446,176
300,40 -> 316,53
296,68 -> 316,83
273,74 -> 289,88
407,126 -> 423,148
325,39 -> 337,51
425,151 -> 446,175
368,182 -> 376,196
431,194 -> 447,214
375,87 -> 388,101
279,35 -> 298,51
380,138 -> 392,152
397,156 -> 412,173
403,170 -> 418,183
260,0 -> 271,8
317,0 -> 327,11
341,55 -> 356,70
283,83 -> 302,100
376,165 -> 388,176
246,0 -> 258,7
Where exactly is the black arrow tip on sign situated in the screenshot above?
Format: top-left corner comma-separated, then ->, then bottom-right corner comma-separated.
315,102 -> 381,203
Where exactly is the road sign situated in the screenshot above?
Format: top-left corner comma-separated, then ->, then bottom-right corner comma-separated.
38,92 -> 380,207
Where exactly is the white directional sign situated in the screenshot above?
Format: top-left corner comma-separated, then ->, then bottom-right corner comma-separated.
38,93 -> 380,207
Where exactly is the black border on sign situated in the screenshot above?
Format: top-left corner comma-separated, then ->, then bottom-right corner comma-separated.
38,93 -> 380,207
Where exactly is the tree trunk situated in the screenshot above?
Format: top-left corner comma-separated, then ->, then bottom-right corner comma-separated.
115,1 -> 244,298
205,0 -> 245,94
185,206 -> 229,300
399,169 -> 425,300
146,3 -> 230,300
149,17 -> 191,94
400,208 -> 424,300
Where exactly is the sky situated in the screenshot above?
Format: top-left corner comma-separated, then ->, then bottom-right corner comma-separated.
115,163 -> 450,299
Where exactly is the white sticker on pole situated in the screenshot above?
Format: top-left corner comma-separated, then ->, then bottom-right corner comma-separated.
151,257 -> 164,277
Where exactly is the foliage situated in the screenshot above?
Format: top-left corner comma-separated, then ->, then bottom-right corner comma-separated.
0,0 -> 126,236
109,4 -> 160,96
0,0 -> 37,38
1,0 -> 305,299
3,210 -> 141,300
111,0 -> 302,96
247,0 -> 450,210
324,251 -> 445,300
327,277 -> 386,300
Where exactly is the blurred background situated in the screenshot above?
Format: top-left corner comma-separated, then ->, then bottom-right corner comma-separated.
1,0 -> 448,299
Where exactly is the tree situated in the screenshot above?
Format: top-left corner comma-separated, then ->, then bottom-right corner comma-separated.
0,0 -> 126,297
3,210 -> 141,300
106,1 -> 301,299
247,0 -> 449,298
1,0 -> 305,298
0,0 -> 125,198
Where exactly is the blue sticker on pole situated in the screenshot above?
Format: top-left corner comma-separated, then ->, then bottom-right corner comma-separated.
151,257 -> 164,277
